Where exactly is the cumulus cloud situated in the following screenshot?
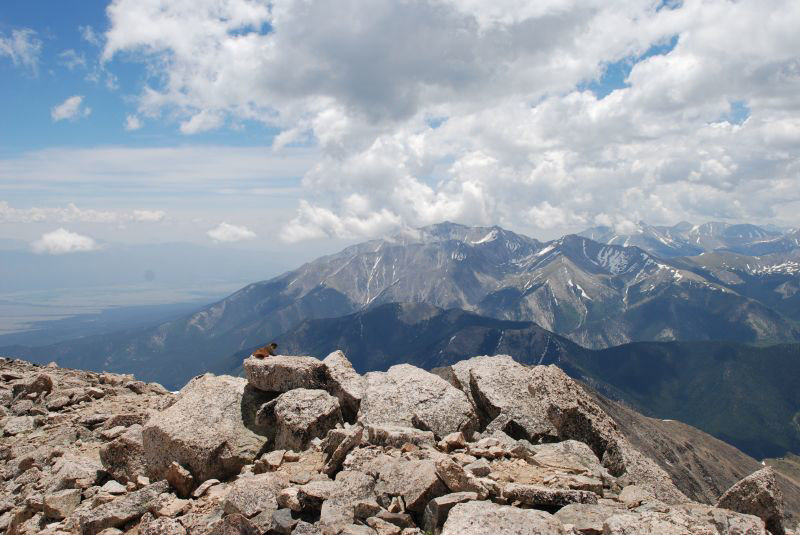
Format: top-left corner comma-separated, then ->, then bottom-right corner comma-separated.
207,222 -> 256,242
31,228 -> 98,255
101,0 -> 800,239
51,96 -> 91,122
0,28 -> 42,73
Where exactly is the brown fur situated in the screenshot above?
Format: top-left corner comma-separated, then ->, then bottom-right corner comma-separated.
252,342 -> 278,359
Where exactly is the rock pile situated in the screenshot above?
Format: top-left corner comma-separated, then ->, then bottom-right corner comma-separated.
0,353 -> 794,534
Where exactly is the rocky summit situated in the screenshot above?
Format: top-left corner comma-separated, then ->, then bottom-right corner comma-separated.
0,353 -> 797,534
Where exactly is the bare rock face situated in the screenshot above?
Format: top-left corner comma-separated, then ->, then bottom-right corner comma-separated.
322,351 -> 365,422
100,424 -> 146,484
244,356 -> 325,393
717,467 -> 785,535
273,389 -> 343,451
358,364 -> 477,439
142,374 -> 269,483
441,500 -> 566,535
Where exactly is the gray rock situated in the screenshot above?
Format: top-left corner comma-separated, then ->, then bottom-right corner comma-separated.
207,513 -> 260,535
3,415 -> 35,436
48,455 -> 104,491
618,485 -> 654,507
434,458 -> 488,498
464,459 -> 491,478
223,473 -> 287,518
100,480 -> 127,495
323,425 -> 363,476
141,517 -> 187,535
78,481 -> 169,535
554,503 -> 621,534
100,424 -> 146,484
366,424 -> 436,448
192,479 -> 220,498
244,356 -> 325,393
358,365 -> 477,439
271,508 -> 298,534
449,357 -> 686,505
678,503 -> 768,535
43,488 -> 82,520
296,480 -> 339,511
441,500 -> 565,534
422,491 -> 478,533
292,520 -> 323,534
274,389 -> 343,451
451,356 -> 557,441
716,467 -> 785,535
12,373 -> 54,398
142,374 -> 269,483
322,351 -> 365,422
503,483 -> 598,508
375,460 -> 448,513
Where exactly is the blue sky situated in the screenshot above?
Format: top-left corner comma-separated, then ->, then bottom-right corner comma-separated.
0,1 -> 280,154
1,0 -> 798,256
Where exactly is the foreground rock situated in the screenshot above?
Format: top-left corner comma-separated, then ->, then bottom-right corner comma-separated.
441,500 -> 565,534
358,364 -> 477,439
244,355 -> 325,393
1,353 -> 796,535
273,388 -> 342,451
142,374 -> 270,482
717,467 -> 785,535
322,351 -> 365,422
443,356 -> 687,504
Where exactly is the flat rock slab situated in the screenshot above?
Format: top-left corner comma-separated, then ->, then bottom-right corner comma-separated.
244,356 -> 325,393
503,483 -> 598,508
143,374 -> 270,483
441,500 -> 565,535
358,364 -> 477,439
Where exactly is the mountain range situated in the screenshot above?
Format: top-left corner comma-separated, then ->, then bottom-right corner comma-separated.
4,220 -> 799,460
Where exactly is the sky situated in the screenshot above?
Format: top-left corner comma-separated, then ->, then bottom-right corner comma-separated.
2,0 -> 800,259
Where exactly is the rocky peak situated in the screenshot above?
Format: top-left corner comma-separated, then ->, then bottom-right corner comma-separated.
1,353 -> 796,534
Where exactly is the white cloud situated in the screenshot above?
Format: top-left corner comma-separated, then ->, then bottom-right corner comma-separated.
0,28 -> 42,73
207,222 -> 256,242
31,228 -> 98,255
0,201 -> 167,224
51,96 -> 91,122
131,209 -> 165,222
99,0 -> 800,239
124,115 -> 143,130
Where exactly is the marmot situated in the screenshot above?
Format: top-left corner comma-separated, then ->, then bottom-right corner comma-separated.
252,342 -> 278,359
